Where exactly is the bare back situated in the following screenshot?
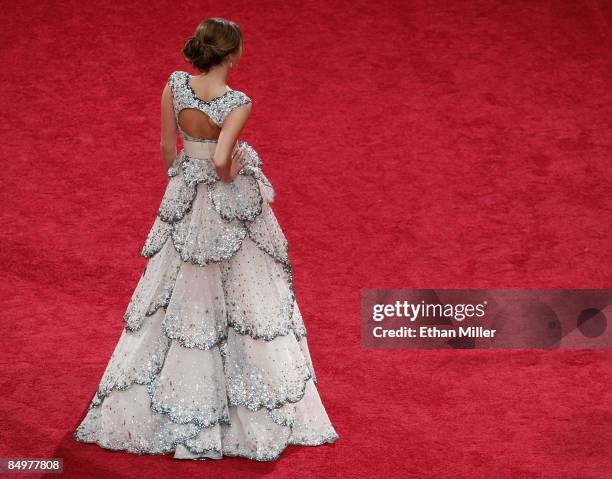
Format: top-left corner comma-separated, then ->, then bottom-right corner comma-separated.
167,70 -> 253,143
178,76 -> 233,140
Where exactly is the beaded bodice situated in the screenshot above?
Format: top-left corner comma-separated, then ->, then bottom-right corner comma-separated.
167,70 -> 252,142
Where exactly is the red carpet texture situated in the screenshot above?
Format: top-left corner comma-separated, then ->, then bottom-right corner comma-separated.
1,0 -> 611,478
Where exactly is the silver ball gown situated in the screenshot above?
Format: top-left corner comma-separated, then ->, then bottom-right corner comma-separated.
73,70 -> 340,461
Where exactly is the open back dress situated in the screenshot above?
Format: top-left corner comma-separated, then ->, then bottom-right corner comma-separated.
72,70 -> 340,461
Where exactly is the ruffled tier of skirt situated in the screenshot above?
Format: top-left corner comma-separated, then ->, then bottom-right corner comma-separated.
73,143 -> 339,460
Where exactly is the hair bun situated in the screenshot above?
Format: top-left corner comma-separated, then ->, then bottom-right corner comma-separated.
181,36 -> 203,65
181,18 -> 243,74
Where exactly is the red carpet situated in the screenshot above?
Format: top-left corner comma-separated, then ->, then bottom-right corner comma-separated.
1,0 -> 611,478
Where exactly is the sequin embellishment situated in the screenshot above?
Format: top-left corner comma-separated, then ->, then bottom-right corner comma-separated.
169,70 -> 253,131
73,70 -> 339,461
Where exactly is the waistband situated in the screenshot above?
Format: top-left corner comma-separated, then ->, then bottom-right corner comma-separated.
183,139 -> 216,160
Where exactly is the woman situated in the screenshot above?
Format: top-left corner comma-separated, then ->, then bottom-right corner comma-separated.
73,17 -> 340,461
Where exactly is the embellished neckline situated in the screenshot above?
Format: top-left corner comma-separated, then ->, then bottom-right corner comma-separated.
184,72 -> 234,104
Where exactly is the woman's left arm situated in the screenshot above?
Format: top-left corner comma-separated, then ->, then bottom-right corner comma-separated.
160,82 -> 178,172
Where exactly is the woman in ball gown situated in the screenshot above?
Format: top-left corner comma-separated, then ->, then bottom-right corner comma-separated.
73,17 -> 340,461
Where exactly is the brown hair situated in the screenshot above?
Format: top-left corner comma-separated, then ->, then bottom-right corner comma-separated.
182,18 -> 243,74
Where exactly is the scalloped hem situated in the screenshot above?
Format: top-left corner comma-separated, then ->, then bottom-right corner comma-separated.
74,139 -> 339,462
74,342 -> 337,463
73,428 -> 339,462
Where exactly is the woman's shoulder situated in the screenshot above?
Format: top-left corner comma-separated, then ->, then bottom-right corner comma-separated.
169,69 -> 192,79
166,69 -> 253,104
227,88 -> 253,105
166,70 -> 186,90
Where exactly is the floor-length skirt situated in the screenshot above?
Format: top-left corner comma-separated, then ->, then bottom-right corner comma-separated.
73,140 -> 340,461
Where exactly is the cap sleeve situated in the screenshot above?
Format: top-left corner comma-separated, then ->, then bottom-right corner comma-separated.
234,90 -> 252,105
219,90 -> 253,125
167,70 -> 179,92
227,90 -> 252,110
